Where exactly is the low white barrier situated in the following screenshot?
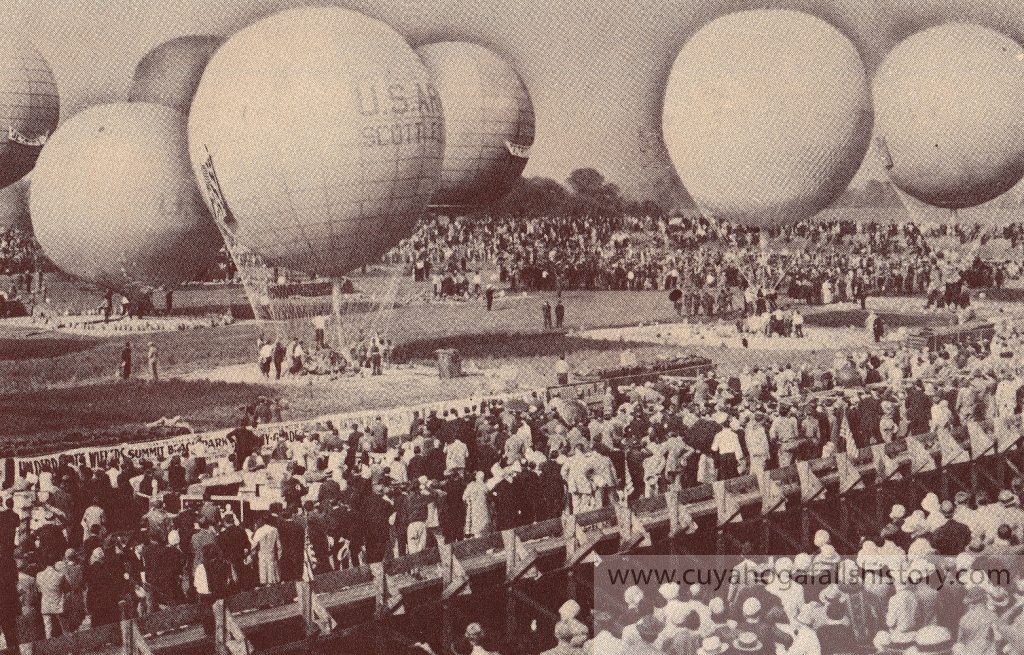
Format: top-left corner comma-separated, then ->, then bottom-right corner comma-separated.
6,386 -> 547,484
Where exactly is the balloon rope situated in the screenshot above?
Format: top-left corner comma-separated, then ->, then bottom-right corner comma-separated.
367,270 -> 404,343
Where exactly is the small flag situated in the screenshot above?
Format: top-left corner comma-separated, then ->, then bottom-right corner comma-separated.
906,436 -> 936,473
967,422 -> 996,457
666,489 -> 698,536
840,411 -> 857,454
713,480 -> 742,525
836,453 -> 864,494
756,470 -> 786,513
996,418 -> 1023,452
939,433 -> 970,466
797,461 -> 824,502
873,444 -> 901,481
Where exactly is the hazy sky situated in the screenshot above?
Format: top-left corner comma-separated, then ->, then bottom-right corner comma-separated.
10,0 -> 1024,202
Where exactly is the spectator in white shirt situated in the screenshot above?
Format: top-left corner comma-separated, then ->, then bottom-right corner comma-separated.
445,438 -> 469,474
251,517 -> 282,585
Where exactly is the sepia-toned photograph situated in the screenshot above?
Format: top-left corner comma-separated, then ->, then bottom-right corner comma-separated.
2,1 -> 1024,653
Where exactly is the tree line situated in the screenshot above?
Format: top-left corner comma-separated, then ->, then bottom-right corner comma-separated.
480,167 -> 669,219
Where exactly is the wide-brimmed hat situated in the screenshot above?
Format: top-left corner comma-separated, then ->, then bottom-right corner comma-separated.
733,632 -> 763,653
912,626 -> 953,655
889,632 -> 916,650
666,604 -> 691,627
698,635 -> 729,655
988,587 -> 1011,609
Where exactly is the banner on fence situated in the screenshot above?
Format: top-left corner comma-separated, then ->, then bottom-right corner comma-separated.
13,430 -> 235,479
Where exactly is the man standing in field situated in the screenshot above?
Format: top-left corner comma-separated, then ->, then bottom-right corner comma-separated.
555,355 -> 571,385
120,341 -> 132,380
148,342 -> 159,381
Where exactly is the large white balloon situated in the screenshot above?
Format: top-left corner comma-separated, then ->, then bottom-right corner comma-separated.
0,175 -> 30,233
188,7 -> 444,279
874,23 -> 1024,210
128,34 -> 224,115
30,103 -> 222,291
0,37 -> 60,189
416,41 -> 534,207
662,9 -> 873,226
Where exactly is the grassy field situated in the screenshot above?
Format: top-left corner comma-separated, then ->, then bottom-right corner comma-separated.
0,380 -> 279,455
0,271 -> 955,454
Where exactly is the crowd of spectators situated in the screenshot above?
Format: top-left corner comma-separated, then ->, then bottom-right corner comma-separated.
4,213 -> 1020,323
0,228 -> 38,277
389,214 -> 1021,315
5,208 -> 1024,652
588,486 -> 1024,655
3,312 -> 1024,650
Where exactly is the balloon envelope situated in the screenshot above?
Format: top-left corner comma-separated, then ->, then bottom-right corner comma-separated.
662,9 -> 872,227
416,41 -> 534,207
128,34 -> 224,114
873,23 -> 1024,210
188,7 -> 444,279
30,103 -> 222,292
0,175 -> 30,233
0,38 -> 60,189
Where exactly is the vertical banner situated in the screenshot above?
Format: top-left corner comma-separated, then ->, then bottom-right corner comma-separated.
796,461 -> 825,502
756,470 -> 787,514
835,453 -> 864,494
939,433 -> 970,467
873,444 -> 901,482
906,436 -> 937,473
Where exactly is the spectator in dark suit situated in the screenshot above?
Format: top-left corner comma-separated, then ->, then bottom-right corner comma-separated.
195,543 -> 232,636
930,501 -> 971,556
277,510 -> 305,583
817,602 -> 857,655
906,383 -> 932,436
0,540 -> 17,654
857,390 -> 883,446
217,515 -> 250,588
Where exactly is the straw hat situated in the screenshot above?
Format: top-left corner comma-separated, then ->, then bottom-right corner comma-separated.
733,633 -> 763,653
636,615 -> 664,642
911,626 -> 953,655
698,636 -> 729,655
